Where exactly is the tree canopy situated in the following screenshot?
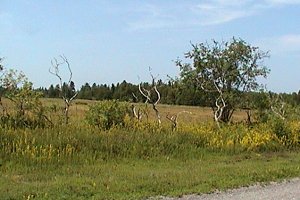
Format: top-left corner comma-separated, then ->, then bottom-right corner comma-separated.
176,38 -> 270,124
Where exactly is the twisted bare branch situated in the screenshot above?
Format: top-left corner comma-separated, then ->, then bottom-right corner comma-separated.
269,93 -> 286,120
138,69 -> 161,125
166,111 -> 192,130
49,55 -> 77,124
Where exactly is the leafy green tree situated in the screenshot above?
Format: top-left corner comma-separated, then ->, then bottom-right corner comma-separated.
176,38 -> 269,125
112,80 -> 135,101
94,84 -> 112,100
62,81 -> 76,100
249,91 -> 271,122
47,84 -> 56,98
78,83 -> 92,99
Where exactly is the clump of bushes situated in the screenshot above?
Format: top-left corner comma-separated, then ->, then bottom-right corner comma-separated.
85,100 -> 131,130
0,72 -> 52,129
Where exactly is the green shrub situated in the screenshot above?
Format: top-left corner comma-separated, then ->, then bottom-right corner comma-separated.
85,100 -> 131,130
0,80 -> 52,129
271,118 -> 291,141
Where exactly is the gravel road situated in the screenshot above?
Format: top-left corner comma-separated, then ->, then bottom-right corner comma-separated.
155,178 -> 300,200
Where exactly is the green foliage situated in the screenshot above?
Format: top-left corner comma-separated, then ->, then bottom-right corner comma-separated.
2,41 -> 300,200
176,38 -> 270,122
43,79 -> 218,107
86,100 -> 131,130
45,84 -> 61,98
7,82 -> 41,114
1,100 -> 300,199
1,120 -> 299,166
271,118 -> 291,141
61,81 -> 76,100
251,91 -> 271,122
0,69 -> 50,129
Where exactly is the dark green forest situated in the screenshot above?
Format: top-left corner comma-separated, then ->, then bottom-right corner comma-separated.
37,80 -> 300,108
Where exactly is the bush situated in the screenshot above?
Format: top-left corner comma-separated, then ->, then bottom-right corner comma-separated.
271,118 -> 291,141
0,80 -> 52,129
86,100 -> 131,130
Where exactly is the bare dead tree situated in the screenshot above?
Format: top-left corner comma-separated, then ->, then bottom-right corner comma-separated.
49,55 -> 77,124
138,70 -> 161,125
131,93 -> 143,121
269,92 -> 286,120
166,111 -> 192,131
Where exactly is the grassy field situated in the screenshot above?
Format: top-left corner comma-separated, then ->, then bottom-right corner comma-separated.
40,98 -> 247,124
1,152 -> 300,200
0,98 -> 300,199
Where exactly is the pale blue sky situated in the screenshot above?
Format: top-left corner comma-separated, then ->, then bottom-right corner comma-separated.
1,0 -> 299,92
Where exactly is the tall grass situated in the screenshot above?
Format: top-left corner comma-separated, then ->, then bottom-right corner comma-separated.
1,118 -> 299,168
1,100 -> 300,199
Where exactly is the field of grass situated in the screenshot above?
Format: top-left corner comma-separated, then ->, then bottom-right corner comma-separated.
1,152 -> 300,200
0,98 -> 300,199
41,98 -> 247,124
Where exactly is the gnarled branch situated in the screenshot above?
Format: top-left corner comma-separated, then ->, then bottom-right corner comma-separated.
49,55 -> 77,124
166,111 -> 192,131
138,69 -> 161,125
269,92 -> 286,120
131,93 -> 143,121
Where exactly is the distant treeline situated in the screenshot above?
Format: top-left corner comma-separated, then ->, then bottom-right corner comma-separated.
36,80 -> 300,107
